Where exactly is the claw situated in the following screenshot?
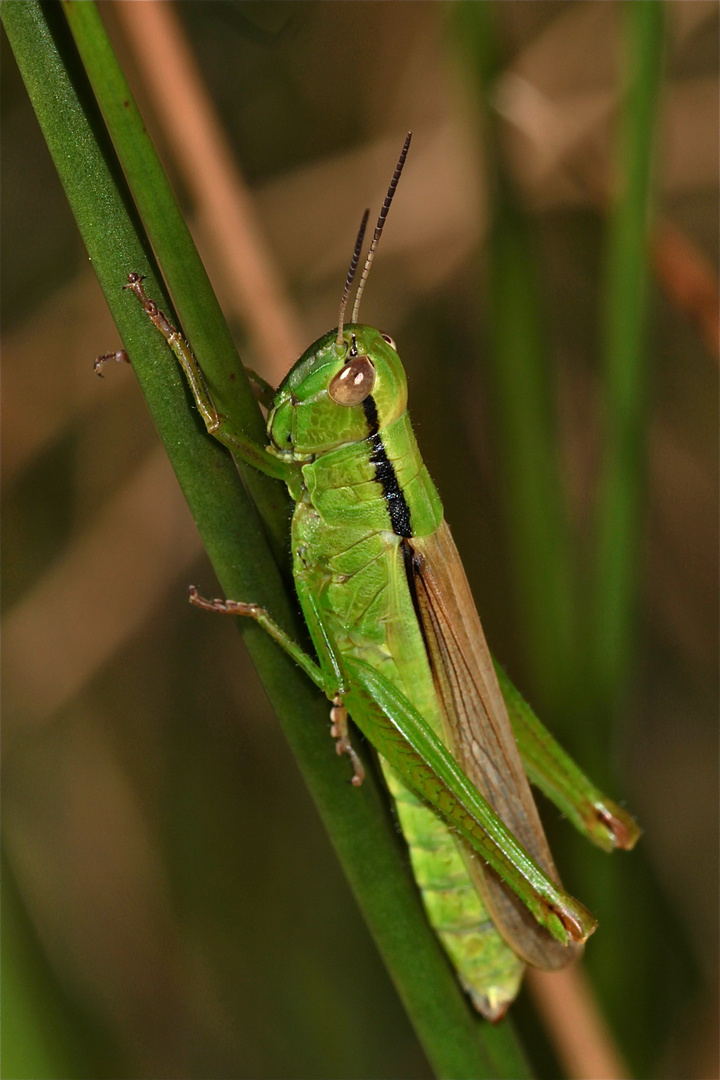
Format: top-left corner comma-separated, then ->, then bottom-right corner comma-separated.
188,585 -> 255,617
94,350 -> 129,377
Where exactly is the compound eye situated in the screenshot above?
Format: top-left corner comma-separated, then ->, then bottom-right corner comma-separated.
328,354 -> 376,406
381,333 -> 397,351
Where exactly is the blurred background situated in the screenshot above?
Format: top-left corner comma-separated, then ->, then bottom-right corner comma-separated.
2,2 -> 718,1077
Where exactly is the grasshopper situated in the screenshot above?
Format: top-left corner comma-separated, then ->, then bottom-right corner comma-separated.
116,133 -> 639,1020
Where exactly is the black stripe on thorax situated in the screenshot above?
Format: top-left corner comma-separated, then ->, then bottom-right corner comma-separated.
401,539 -> 430,655
363,395 -> 412,538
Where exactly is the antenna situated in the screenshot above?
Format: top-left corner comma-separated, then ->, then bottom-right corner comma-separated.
351,131 -> 412,325
336,208 -> 370,348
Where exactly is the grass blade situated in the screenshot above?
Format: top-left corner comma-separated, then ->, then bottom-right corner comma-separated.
592,0 -> 666,707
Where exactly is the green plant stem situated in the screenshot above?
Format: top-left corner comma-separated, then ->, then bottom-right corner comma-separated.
592,0 -> 665,709
61,0 -> 289,566
2,2 -> 531,1075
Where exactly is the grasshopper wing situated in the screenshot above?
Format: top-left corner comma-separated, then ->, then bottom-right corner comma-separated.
407,521 -> 582,970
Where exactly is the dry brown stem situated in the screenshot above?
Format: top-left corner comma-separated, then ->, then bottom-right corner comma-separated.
527,965 -> 630,1080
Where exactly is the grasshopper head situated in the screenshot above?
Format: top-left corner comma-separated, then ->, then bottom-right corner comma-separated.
267,325 -> 408,460
270,136 -> 414,461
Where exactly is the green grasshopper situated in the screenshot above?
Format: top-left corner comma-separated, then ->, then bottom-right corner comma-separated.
119,132 -> 639,1020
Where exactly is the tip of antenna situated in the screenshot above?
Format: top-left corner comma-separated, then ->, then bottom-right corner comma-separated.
350,133 -> 413,325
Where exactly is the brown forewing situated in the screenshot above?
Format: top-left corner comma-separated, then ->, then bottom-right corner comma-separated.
409,520 -> 581,970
